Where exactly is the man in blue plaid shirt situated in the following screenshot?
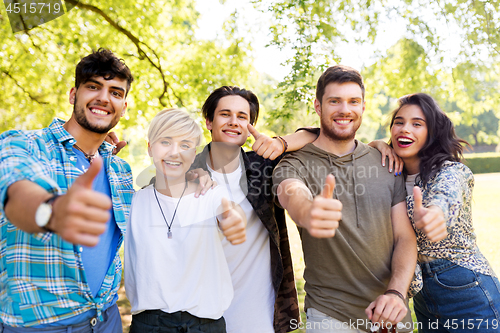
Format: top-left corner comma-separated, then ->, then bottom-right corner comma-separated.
0,49 -> 134,332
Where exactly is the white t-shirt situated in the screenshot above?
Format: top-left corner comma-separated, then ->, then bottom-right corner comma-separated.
208,162 -> 275,333
124,185 -> 233,320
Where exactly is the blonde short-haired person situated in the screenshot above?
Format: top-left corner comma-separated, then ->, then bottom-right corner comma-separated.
124,109 -> 247,332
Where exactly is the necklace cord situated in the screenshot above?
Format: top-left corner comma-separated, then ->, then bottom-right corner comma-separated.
73,144 -> 97,163
153,180 -> 188,236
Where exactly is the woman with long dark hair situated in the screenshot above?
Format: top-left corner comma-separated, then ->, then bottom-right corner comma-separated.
387,93 -> 500,332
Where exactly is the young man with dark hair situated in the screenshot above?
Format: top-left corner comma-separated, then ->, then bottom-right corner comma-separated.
191,85 -> 316,333
202,85 -> 260,125
315,65 -> 365,102
273,65 -> 417,332
0,49 -> 133,332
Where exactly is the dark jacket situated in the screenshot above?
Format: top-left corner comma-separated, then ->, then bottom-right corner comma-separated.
191,143 -> 300,333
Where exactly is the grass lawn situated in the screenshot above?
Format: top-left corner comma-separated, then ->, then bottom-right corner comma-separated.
118,172 -> 500,332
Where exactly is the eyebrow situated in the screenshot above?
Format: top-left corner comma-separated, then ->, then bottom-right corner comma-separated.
219,109 -> 249,115
394,116 -> 426,122
87,78 -> 126,93
162,137 -> 195,144
328,96 -> 362,100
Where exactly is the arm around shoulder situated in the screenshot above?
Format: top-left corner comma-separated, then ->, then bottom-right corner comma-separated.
280,128 -> 318,153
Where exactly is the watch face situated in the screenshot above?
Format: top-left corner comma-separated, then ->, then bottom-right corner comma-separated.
35,203 -> 52,227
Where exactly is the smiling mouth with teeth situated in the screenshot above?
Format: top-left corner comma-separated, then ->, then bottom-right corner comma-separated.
164,161 -> 182,166
398,138 -> 414,143
90,108 -> 109,116
335,119 -> 352,124
223,130 -> 240,135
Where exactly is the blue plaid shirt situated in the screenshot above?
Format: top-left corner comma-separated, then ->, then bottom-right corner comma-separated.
0,119 -> 133,327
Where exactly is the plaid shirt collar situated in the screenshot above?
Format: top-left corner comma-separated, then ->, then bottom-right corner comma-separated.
49,118 -> 115,155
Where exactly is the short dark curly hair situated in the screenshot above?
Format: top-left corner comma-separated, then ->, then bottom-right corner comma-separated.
75,48 -> 134,96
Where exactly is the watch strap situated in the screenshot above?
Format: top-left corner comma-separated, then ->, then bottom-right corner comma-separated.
40,194 -> 60,232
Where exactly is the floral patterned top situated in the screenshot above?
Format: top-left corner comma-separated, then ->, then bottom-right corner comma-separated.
407,161 -> 495,296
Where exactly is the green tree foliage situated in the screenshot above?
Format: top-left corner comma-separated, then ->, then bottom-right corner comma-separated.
256,0 -> 500,145
456,110 -> 499,146
0,0 -> 255,132
2,0 -> 499,152
1,0 -> 260,173
362,38 -> 442,141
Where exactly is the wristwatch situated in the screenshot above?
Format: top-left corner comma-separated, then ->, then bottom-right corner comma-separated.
35,195 -> 60,231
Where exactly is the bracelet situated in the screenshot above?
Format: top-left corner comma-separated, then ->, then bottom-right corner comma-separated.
273,136 -> 288,153
384,289 -> 405,301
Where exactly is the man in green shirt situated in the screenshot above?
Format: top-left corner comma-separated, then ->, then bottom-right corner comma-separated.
273,65 -> 417,333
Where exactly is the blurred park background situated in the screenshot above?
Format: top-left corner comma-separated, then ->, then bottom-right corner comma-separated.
2,0 -> 500,332
2,0 -> 500,172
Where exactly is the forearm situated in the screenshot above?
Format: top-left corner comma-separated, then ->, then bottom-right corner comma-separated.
387,234 -> 417,296
365,232 -> 415,324
387,202 -> 418,295
4,180 -> 53,233
277,180 -> 313,228
280,129 -> 317,153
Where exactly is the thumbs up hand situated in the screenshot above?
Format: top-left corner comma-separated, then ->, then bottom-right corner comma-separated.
218,197 -> 246,245
413,186 -> 447,242
48,156 -> 112,246
248,124 -> 285,160
305,174 -> 342,238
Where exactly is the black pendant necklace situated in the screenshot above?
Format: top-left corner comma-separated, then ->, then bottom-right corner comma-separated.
73,144 -> 97,163
153,181 -> 188,239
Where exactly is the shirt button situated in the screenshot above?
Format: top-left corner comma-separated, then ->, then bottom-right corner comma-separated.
69,156 -> 75,161
79,247 -> 83,252
69,139 -> 75,143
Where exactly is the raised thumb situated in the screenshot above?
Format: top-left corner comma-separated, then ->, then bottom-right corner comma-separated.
413,186 -> 424,211
321,174 -> 336,199
221,197 -> 231,219
247,123 -> 260,139
74,156 -> 103,189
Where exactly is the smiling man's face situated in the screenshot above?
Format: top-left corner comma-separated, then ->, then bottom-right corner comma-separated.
314,81 -> 365,142
206,95 -> 250,147
69,76 -> 128,134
